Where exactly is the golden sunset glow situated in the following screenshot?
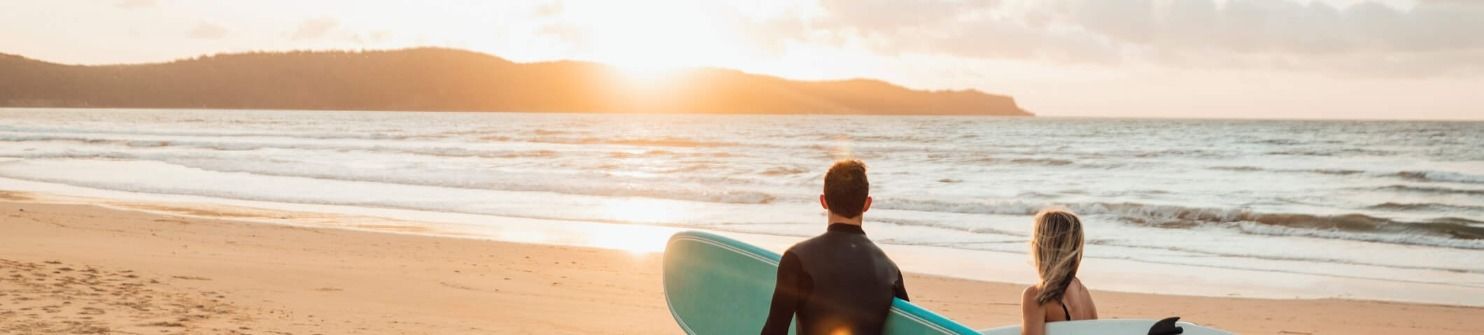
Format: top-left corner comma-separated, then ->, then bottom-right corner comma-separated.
0,2 -> 1481,334
2,0 -> 1480,119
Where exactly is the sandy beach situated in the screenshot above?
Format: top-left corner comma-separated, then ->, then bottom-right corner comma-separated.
1,192 -> 1481,334
5,1 -> 1483,333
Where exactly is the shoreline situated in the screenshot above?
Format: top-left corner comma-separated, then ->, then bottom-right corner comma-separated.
3,177 -> 1482,307
2,192 -> 1483,334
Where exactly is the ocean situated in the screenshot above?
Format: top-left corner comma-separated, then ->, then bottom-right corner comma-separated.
1,108 -> 1481,305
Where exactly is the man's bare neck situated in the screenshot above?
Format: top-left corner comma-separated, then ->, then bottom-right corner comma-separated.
827,214 -> 863,226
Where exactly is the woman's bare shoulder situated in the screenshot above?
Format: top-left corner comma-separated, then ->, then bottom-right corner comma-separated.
1023,284 -> 1039,296
1020,284 -> 1045,318
1020,285 -> 1041,304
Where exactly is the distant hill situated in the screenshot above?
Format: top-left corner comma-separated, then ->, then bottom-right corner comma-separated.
0,48 -> 1030,116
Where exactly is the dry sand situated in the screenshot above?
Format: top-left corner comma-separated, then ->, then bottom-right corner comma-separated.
1,192 -> 1480,334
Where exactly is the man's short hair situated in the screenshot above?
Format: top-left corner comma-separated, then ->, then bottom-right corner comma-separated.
823,160 -> 869,218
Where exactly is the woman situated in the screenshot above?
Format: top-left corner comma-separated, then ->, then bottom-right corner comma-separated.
1019,208 -> 1097,335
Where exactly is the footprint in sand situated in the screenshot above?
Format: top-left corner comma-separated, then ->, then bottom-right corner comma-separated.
0,258 -> 251,334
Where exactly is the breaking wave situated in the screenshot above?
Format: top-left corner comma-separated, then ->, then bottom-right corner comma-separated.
875,199 -> 1484,249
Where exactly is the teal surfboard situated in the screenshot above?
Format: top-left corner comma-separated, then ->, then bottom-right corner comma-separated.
662,231 -> 981,334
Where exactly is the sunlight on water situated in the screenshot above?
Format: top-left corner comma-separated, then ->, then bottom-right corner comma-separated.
0,108 -> 1481,305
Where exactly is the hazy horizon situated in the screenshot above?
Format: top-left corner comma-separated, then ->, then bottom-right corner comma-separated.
3,0 -> 1482,120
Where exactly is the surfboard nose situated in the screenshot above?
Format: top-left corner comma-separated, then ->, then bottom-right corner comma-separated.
663,231 -> 787,335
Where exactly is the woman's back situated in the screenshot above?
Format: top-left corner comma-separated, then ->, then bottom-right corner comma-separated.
1018,209 -> 1096,335
1040,278 -> 1097,322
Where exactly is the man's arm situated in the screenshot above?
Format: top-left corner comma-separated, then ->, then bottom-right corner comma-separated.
893,271 -> 909,302
761,251 -> 809,335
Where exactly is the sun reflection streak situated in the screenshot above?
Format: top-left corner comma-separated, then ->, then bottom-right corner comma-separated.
590,198 -> 688,255
602,197 -> 685,224
585,226 -> 671,256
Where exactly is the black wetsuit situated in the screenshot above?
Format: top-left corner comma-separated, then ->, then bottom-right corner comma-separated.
760,223 -> 909,335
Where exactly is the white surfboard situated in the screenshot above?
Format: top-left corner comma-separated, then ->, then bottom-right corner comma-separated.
979,319 -> 1232,335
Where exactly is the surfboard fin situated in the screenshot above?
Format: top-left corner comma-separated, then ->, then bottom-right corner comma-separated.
1148,316 -> 1183,335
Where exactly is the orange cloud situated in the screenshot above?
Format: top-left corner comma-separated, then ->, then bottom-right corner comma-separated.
291,17 -> 340,40
114,0 -> 156,9
189,22 -> 229,39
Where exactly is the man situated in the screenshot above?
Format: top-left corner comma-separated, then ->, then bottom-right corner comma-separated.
761,160 -> 909,335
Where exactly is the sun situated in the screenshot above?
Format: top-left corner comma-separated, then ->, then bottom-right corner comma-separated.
610,58 -> 686,90
565,0 -> 724,76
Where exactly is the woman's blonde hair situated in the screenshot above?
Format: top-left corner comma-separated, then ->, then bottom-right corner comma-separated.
1030,208 -> 1085,304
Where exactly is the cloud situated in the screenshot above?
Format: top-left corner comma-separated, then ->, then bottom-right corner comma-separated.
188,22 -> 229,39
534,0 -> 564,17
776,0 -> 1484,77
1057,0 -> 1484,55
815,0 -> 992,33
368,31 -> 392,43
537,22 -> 585,48
1055,0 -> 1484,76
291,17 -> 340,40
114,0 -> 157,9
345,30 -> 394,45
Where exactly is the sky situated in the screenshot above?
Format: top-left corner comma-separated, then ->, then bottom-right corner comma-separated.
2,0 -> 1481,120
